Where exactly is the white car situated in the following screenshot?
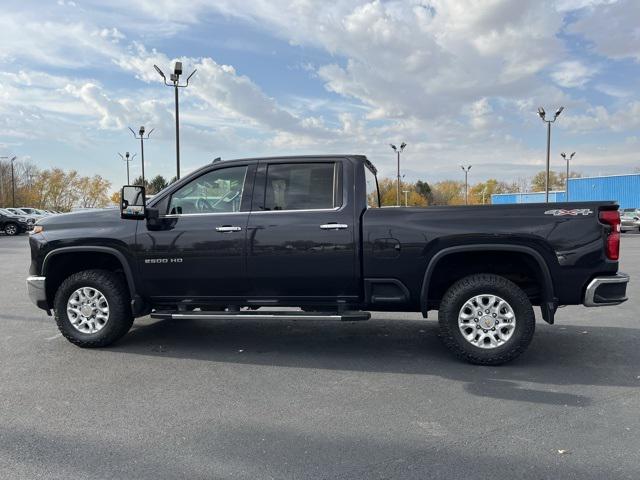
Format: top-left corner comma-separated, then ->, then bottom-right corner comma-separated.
621,211 -> 640,233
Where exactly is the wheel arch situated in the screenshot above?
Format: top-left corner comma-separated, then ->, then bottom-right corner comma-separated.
42,246 -> 141,311
420,244 -> 557,324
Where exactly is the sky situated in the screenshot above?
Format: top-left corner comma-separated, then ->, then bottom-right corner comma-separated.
0,0 -> 639,189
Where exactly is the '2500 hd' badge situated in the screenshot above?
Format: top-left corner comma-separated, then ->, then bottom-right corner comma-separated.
145,258 -> 183,264
544,209 -> 593,216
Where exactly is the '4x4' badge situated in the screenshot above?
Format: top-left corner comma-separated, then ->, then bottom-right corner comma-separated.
544,209 -> 593,216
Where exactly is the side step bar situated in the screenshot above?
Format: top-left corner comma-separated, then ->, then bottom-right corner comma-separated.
150,310 -> 371,322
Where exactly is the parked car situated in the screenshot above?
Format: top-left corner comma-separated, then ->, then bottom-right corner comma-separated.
0,208 -> 33,235
27,155 -> 629,365
18,207 -> 48,218
6,207 -> 41,221
621,211 -> 640,232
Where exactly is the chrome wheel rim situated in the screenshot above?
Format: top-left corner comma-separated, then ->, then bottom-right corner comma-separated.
6,224 -> 17,235
67,287 -> 109,334
458,294 -> 516,349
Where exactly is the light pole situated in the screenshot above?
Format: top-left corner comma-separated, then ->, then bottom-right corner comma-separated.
461,165 -> 472,205
561,151 -> 576,202
537,106 -> 565,202
129,126 -> 153,186
389,142 -> 407,206
154,61 -> 197,180
118,152 -> 136,185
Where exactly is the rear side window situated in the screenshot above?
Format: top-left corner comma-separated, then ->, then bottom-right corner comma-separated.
264,163 -> 338,211
365,164 -> 380,208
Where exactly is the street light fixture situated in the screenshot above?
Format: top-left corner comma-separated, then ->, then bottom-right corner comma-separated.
389,142 -> 407,207
118,152 -> 136,185
154,61 -> 197,180
461,165 -> 472,205
128,126 -> 153,186
560,151 -> 576,202
537,105 -> 565,202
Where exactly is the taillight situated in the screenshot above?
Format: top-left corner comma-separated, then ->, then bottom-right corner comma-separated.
599,210 -> 620,261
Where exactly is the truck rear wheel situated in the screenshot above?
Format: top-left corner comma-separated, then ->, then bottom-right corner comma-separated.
438,274 -> 535,365
54,269 -> 133,348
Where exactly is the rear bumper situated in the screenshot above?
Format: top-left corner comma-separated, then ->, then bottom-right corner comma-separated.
583,273 -> 629,307
26,276 -> 48,310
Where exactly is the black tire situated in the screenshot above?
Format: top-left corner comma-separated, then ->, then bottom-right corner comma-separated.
438,274 -> 535,365
54,269 -> 133,348
4,222 -> 19,236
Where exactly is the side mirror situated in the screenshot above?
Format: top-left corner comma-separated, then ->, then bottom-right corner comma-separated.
121,185 -> 146,220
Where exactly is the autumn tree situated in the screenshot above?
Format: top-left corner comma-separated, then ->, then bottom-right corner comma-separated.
376,178 -> 428,206
468,179 -> 520,204
431,180 -> 464,205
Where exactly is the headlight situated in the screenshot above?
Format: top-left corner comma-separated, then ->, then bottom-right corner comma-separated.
18,217 -> 27,222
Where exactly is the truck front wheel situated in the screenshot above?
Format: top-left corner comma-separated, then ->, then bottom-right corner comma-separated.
53,269 -> 133,348
438,274 -> 535,365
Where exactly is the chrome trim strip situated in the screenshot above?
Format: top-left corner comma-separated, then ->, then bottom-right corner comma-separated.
320,223 -> 349,230
163,211 -> 249,218
151,312 -> 370,321
583,273 -> 629,307
250,206 -> 342,214
26,276 -> 46,306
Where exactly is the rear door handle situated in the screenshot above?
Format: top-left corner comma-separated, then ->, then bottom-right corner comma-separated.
320,223 -> 348,230
216,226 -> 242,232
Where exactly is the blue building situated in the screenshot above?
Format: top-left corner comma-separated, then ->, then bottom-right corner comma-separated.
491,173 -> 640,208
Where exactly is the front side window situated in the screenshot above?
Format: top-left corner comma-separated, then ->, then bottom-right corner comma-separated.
264,163 -> 337,211
168,166 -> 247,215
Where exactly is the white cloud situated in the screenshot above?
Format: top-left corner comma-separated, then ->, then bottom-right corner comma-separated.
568,0 -> 640,62
551,60 -> 599,88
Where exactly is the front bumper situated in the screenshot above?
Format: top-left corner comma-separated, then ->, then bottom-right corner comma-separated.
26,276 -> 48,310
583,273 -> 629,307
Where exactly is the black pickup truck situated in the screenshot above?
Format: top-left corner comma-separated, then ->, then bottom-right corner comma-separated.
27,155 -> 629,364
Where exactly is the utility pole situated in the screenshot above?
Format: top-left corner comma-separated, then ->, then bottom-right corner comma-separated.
118,152 -> 136,185
129,126 -> 153,186
389,142 -> 407,206
561,152 -> 576,202
154,62 -> 197,180
461,165 -> 472,205
537,106 -> 565,202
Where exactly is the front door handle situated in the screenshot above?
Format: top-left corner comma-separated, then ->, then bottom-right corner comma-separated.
320,223 -> 348,230
216,225 -> 242,233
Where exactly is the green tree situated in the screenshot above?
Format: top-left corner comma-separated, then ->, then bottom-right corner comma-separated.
148,175 -> 168,195
131,176 -> 149,189
415,180 -> 434,205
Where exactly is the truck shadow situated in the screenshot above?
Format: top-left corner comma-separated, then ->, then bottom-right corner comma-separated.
112,317 -> 640,407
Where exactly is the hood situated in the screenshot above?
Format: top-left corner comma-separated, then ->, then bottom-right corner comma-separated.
37,208 -> 121,228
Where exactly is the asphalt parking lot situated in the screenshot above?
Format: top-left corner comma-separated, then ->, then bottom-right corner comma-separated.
1,233 -> 639,479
